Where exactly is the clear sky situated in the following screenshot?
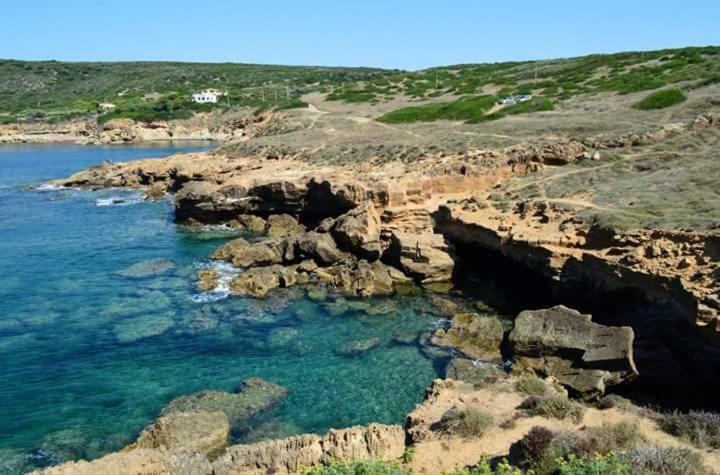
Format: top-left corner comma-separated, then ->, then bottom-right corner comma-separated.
2,1 -> 719,70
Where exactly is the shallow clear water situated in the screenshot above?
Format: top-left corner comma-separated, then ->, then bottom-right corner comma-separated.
0,143 -> 445,472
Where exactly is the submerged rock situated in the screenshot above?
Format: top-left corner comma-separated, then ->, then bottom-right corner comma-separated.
212,424 -> 404,475
161,378 -> 288,429
112,313 -> 174,344
129,410 -> 229,457
431,313 -> 504,360
335,337 -> 381,357
508,305 -> 638,397
115,259 -> 175,279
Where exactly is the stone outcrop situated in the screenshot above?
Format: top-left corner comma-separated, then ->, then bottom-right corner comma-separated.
129,410 -> 230,457
431,313 -> 504,360
330,201 -> 382,260
229,265 -> 299,298
161,378 -> 287,430
211,424 -> 405,475
31,449 -> 212,475
508,305 -> 638,397
386,230 -> 455,283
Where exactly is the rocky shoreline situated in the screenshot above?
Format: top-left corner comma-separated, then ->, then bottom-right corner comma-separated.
36,111 -> 720,473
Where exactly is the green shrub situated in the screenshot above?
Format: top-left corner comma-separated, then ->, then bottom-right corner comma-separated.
437,408 -> 495,437
452,456 -> 521,475
557,453 -> 631,475
377,95 -> 496,123
659,410 -> 720,449
632,88 -> 687,110
521,395 -> 585,423
302,460 -> 410,475
514,376 -> 547,396
620,445 -> 706,475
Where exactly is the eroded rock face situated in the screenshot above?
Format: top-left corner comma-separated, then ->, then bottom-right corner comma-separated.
265,214 -> 305,238
229,265 -> 297,298
161,378 -> 287,430
331,201 -> 382,260
431,313 -> 504,361
387,230 -> 455,284
129,410 -> 229,457
508,305 -> 638,397
211,424 -> 405,475
31,449 -> 212,475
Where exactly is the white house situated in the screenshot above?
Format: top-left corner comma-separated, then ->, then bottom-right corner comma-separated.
191,89 -> 224,104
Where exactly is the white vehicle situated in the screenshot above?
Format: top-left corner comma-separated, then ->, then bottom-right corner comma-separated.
517,95 -> 533,102
497,96 -> 516,105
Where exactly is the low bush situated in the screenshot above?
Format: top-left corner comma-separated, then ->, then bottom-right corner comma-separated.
556,453 -> 630,475
659,410 -> 720,449
302,460 -> 409,475
452,456 -> 521,475
437,408 -> 495,438
514,376 -> 547,396
377,95 -> 496,123
520,395 -> 585,423
632,88 -> 687,110
620,444 -> 706,475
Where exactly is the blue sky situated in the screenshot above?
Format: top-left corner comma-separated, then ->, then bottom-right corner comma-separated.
2,1 -> 719,70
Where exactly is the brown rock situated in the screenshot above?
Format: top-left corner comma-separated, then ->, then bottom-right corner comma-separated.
388,231 -> 455,283
265,214 -> 305,238
31,449 -> 212,475
212,424 -> 405,475
198,269 -> 220,291
129,410 -> 229,457
508,305 -> 638,397
229,265 -> 297,298
331,201 -> 382,260
431,313 -> 504,360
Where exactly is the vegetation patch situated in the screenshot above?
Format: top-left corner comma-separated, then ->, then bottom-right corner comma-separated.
633,88 -> 688,110
436,408 -> 495,438
303,460 -> 410,475
621,445 -> 706,475
520,395 -> 585,423
378,95 -> 496,123
659,410 -> 720,449
514,375 -> 548,396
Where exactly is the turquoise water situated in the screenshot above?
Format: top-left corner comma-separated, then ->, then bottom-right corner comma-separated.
0,144 -> 444,472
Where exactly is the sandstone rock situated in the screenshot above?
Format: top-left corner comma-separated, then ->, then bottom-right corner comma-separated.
116,259 -> 175,279
265,214 -> 305,238
288,231 -> 346,266
229,265 -> 297,298
143,183 -> 167,201
162,378 -> 287,430
388,231 -> 455,283
214,238 -> 286,268
130,410 -> 229,457
508,305 -> 638,397
331,201 -> 382,260
431,313 -> 504,360
445,358 -> 507,385
212,424 -> 404,475
317,259 -> 402,297
31,449 -> 212,475
197,269 -> 220,291
335,337 -> 381,357
229,214 -> 267,234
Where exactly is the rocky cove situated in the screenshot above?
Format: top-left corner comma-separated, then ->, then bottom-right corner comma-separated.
29,112 -> 720,473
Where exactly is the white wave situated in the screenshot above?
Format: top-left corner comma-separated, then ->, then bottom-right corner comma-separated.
34,183 -> 68,191
190,261 -> 242,303
95,195 -> 143,207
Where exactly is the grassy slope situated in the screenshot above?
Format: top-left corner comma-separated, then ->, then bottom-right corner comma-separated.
0,60 -> 390,121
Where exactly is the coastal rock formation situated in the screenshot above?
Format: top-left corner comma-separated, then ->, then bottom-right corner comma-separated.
129,410 -> 230,457
508,305 -> 638,397
161,378 -> 287,430
211,424 -> 405,475
431,313 -> 504,360
115,259 -> 175,279
330,201 -> 382,260
229,265 -> 297,298
335,337 -> 381,357
32,449 -> 212,475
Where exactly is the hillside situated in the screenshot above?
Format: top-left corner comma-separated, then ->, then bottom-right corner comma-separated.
2,46 -> 719,126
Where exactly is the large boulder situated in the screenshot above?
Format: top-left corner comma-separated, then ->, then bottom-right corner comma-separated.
229,265 -> 297,298
161,378 -> 287,430
431,313 -> 504,360
315,259 -> 408,297
387,231 -> 455,283
265,214 -> 305,238
212,424 -> 405,475
129,410 -> 229,457
287,231 -> 346,266
213,238 -> 286,268
508,305 -> 638,397
331,201 -> 382,260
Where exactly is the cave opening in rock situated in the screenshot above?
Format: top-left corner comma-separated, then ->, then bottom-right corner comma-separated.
449,240 -> 720,411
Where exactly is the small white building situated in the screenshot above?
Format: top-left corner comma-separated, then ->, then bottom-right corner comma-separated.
191,89 -> 224,104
